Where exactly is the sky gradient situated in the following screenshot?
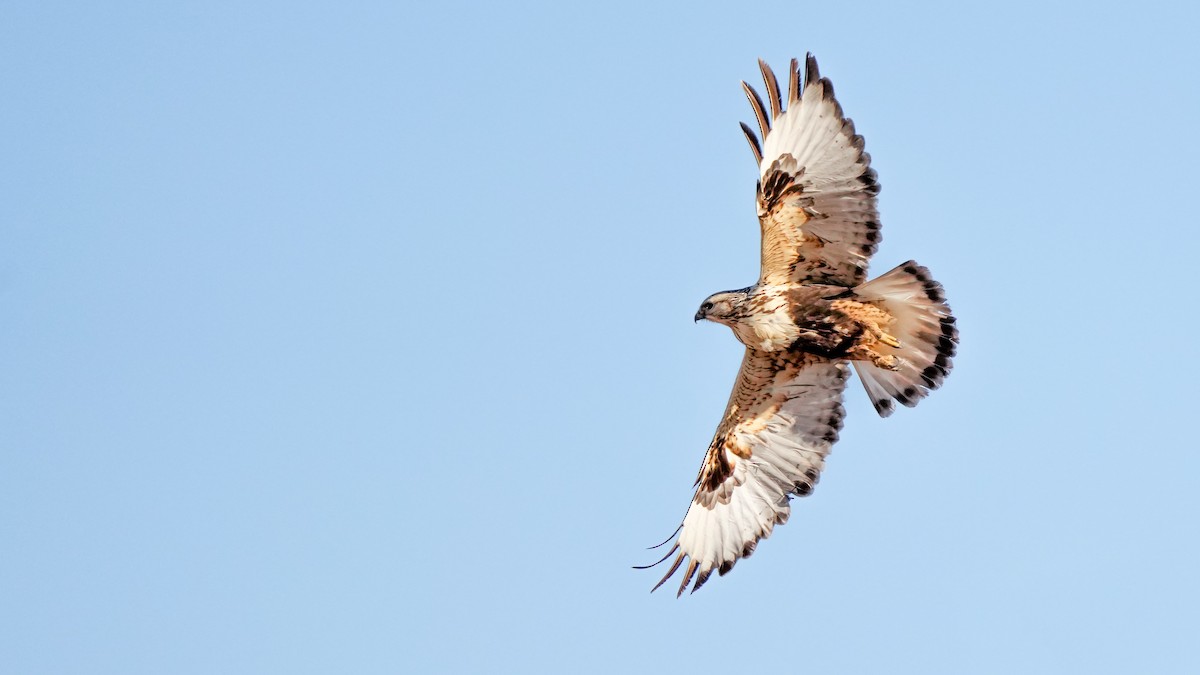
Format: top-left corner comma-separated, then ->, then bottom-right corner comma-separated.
3,2 -> 1200,673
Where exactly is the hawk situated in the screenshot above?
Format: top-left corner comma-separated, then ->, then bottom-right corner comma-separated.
640,55 -> 958,596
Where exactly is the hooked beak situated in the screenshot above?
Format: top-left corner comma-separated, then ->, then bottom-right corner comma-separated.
694,309 -> 706,323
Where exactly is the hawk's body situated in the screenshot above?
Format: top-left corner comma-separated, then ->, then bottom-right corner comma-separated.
716,283 -> 897,361
642,55 -> 959,596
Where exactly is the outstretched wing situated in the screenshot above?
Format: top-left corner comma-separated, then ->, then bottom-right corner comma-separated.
741,55 -> 881,287
644,349 -> 849,596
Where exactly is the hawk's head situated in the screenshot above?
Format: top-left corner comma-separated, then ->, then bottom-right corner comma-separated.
695,288 -> 752,324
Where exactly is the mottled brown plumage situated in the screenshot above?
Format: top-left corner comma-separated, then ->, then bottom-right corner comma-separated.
642,55 -> 958,596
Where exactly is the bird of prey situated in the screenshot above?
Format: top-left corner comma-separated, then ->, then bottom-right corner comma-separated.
640,55 -> 958,596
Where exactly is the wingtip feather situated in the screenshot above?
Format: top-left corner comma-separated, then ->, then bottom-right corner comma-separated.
739,121 -> 763,164
805,53 -> 820,87
758,59 -> 782,121
651,552 -> 685,594
741,81 -> 771,146
788,57 -> 800,103
676,559 -> 699,598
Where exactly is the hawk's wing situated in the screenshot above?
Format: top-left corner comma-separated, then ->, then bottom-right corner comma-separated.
742,55 -> 881,287
644,349 -> 849,596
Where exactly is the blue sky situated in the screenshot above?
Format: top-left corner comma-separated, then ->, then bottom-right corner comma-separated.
3,1 -> 1199,673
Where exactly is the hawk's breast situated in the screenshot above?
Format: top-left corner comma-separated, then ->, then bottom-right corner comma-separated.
729,289 -> 798,352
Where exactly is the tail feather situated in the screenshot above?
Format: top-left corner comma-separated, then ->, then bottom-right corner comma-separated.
852,261 -> 958,417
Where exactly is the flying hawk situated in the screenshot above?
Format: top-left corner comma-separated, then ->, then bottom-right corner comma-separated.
640,55 -> 958,596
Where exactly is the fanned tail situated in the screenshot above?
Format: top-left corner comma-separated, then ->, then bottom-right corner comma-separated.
852,261 -> 958,417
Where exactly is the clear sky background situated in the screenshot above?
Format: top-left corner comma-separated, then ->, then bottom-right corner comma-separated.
3,1 -> 1199,673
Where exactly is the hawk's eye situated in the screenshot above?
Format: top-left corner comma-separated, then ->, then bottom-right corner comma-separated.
702,302 -> 714,312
